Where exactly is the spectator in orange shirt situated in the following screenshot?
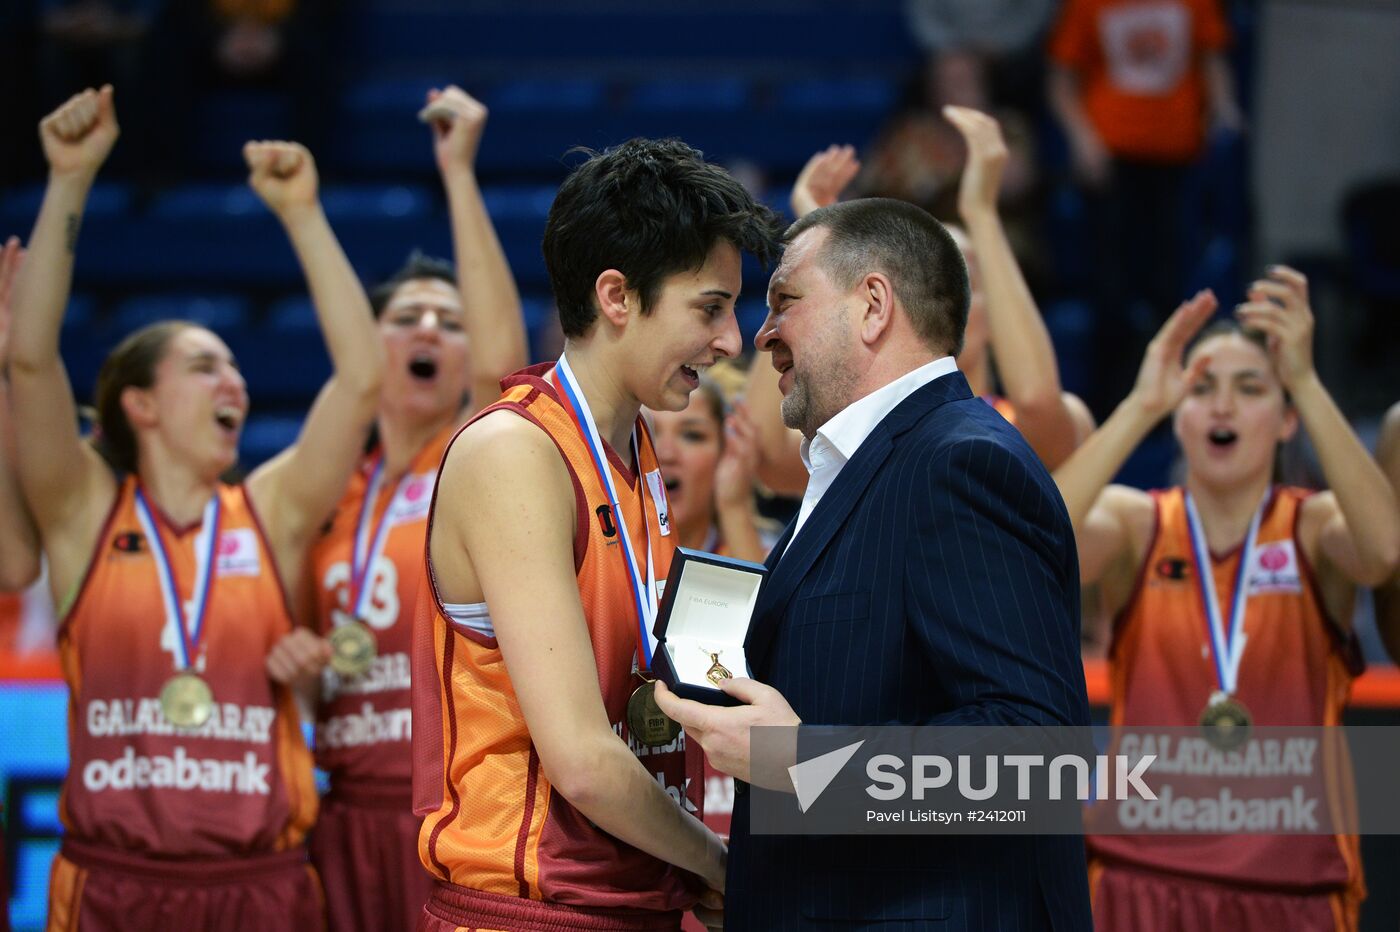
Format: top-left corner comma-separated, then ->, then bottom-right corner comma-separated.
1048,0 -> 1242,418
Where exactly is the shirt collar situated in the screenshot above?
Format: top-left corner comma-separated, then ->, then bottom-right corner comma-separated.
800,356 -> 958,471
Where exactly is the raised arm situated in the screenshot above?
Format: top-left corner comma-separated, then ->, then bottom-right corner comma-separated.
434,413 -> 726,889
1237,267 -> 1400,586
713,400 -> 768,562
243,142 -> 384,577
1053,291 -> 1217,582
945,105 -> 1087,468
7,88 -> 121,578
0,238 -> 42,591
421,86 -> 527,413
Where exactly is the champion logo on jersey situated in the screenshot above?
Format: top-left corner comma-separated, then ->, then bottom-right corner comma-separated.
596,504 -> 618,540
1154,556 -> 1191,582
1246,540 -> 1302,595
111,530 -> 147,555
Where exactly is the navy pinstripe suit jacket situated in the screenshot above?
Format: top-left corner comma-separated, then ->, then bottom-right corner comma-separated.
725,371 -> 1093,931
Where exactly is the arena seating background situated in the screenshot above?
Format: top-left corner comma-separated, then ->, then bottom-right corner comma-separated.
2,1 -> 1397,929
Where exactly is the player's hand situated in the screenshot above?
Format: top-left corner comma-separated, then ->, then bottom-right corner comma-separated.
40,85 -> 120,181
791,144 -> 860,218
265,627 -> 333,687
715,401 -> 760,512
0,237 -> 25,374
244,141 -> 320,217
419,85 -> 488,175
1235,266 -> 1315,391
692,886 -> 725,929
943,105 -> 1007,221
1129,290 -> 1218,421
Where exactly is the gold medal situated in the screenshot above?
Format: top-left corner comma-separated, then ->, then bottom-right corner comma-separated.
160,672 -> 214,729
697,645 -> 732,686
1199,695 -> 1252,751
329,620 -> 377,677
627,680 -> 681,748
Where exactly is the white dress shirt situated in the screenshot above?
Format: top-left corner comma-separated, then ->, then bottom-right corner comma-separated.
788,356 -> 959,547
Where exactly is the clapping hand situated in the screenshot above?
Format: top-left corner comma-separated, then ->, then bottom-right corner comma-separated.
1235,266 -> 1315,391
943,105 -> 1007,222
791,144 -> 860,219
1130,290 -> 1218,420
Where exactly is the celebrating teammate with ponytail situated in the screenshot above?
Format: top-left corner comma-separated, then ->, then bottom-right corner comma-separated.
9,87 -> 383,931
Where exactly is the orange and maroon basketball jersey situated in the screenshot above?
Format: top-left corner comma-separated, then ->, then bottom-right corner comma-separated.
1089,486 -> 1364,897
413,364 -> 703,912
58,476 -> 317,856
308,423 -> 456,785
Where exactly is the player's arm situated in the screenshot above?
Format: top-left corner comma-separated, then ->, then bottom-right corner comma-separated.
7,88 -> 121,583
742,348 -> 806,497
243,142 -> 384,580
713,400 -> 767,562
434,412 -> 726,890
1373,401 -> 1400,664
0,238 -> 42,591
421,86 -> 527,414
1054,291 -> 1218,582
1239,267 -> 1400,588
945,105 -> 1083,469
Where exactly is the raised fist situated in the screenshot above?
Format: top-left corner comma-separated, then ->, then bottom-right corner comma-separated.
244,140 -> 319,216
40,85 -> 120,180
419,85 -> 489,174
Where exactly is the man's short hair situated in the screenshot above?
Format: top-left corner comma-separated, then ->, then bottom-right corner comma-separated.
542,138 -> 782,339
370,251 -> 457,317
786,198 -> 970,356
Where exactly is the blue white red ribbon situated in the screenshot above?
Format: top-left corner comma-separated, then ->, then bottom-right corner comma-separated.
1184,488 -> 1270,700
349,456 -> 414,620
134,489 -> 221,673
551,355 -> 660,666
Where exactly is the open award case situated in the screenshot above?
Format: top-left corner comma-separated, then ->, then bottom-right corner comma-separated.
651,548 -> 766,706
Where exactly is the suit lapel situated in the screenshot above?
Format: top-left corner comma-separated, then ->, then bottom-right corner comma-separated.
745,372 -> 974,673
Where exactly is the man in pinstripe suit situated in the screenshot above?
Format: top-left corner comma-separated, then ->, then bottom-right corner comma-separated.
656,198 -> 1093,930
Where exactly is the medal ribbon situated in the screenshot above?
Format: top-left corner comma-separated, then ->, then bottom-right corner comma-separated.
134,489 -> 221,673
349,456 -> 414,619
1184,488 -> 1270,698
551,355 -> 660,667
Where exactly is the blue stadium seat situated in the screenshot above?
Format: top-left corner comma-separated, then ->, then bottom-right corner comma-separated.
238,414 -> 304,468
191,91 -> 294,172
491,78 -> 605,112
629,78 -> 749,112
0,183 -> 132,235
111,294 -> 251,333
227,326 -> 331,404
266,295 -> 317,332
